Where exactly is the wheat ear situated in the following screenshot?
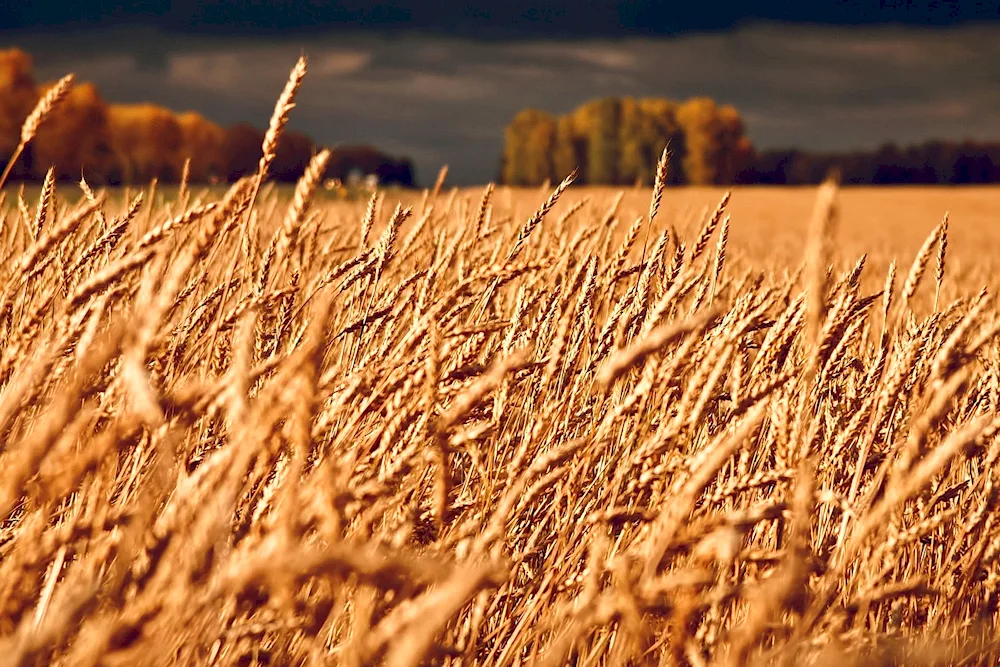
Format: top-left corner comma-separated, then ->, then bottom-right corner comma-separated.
0,74 -> 74,191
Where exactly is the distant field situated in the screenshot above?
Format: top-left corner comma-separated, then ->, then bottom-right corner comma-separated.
12,181 -> 993,260
7,181 -> 997,319
495,184 -> 1000,264
346,183 -> 1000,288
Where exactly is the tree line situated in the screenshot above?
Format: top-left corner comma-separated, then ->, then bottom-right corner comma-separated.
500,96 -> 753,186
501,96 -> 1000,186
739,142 -> 1000,185
0,48 -> 415,186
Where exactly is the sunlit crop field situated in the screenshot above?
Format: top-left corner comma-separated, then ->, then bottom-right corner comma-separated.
493,184 -> 1000,271
2,58 -> 1000,667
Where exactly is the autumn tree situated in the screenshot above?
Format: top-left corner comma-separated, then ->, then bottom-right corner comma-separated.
32,81 -> 117,182
952,142 -> 998,184
923,141 -> 959,183
325,145 -> 414,186
108,103 -> 184,183
674,98 -> 754,185
583,97 -> 620,186
222,123 -> 265,181
636,99 -> 684,184
270,130 -> 314,182
500,96 -> 749,186
501,108 -> 557,186
0,47 -> 413,186
617,97 -> 647,186
547,98 -> 681,186
0,49 -> 39,178
374,156 -> 415,187
714,104 -> 754,184
178,111 -> 226,183
618,97 -> 682,186
326,145 -> 384,180
552,115 -> 582,184
675,97 -> 719,185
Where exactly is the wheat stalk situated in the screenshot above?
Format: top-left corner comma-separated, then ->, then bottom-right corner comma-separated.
0,73 -> 74,191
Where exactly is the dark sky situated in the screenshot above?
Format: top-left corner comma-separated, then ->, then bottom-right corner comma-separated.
3,2 -> 1000,184
4,1 -> 1000,36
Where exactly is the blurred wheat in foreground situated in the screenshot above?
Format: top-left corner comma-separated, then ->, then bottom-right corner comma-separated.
0,59 -> 998,667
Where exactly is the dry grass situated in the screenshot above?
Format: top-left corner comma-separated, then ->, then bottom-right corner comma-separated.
0,60 -> 999,667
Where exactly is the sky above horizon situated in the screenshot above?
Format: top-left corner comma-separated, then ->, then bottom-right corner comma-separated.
4,2 -> 1000,185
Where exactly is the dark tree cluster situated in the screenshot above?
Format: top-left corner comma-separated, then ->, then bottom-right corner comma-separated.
0,48 -> 415,187
500,96 -> 753,186
736,141 -> 1000,185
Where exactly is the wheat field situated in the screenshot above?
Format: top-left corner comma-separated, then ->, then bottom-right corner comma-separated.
1,58 -> 999,667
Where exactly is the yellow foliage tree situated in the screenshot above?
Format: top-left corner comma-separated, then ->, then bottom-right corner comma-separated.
178,111 -> 226,183
552,115 -> 581,183
32,81 -> 116,182
501,109 -> 557,186
675,97 -> 722,186
0,49 -> 39,173
637,98 -> 683,184
714,104 -> 753,184
578,98 -> 620,186
108,103 -> 184,184
271,130 -> 314,181
502,95 -> 743,186
675,98 -> 752,185
619,97 -> 649,186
